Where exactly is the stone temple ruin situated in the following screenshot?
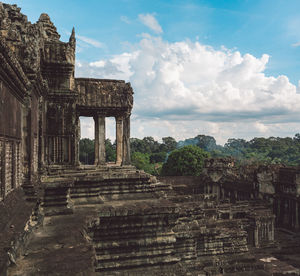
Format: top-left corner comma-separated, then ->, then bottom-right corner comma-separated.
1,3 -> 300,275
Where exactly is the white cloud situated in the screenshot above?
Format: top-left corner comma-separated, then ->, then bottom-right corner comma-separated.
77,52 -> 138,80
138,13 -> 163,34
90,60 -> 106,67
76,35 -> 300,144
76,35 -> 104,48
292,41 -> 300,47
120,15 -> 131,24
79,117 -> 94,139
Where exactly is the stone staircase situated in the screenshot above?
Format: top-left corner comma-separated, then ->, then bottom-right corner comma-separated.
42,166 -> 171,207
70,167 -> 160,202
86,199 -> 180,273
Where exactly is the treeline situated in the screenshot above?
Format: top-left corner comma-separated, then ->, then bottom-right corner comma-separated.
182,134 -> 300,166
79,134 -> 300,175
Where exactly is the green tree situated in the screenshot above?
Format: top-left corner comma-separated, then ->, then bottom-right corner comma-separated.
150,152 -> 167,163
130,138 -> 147,154
143,136 -> 160,153
79,138 -> 95,164
161,136 -> 177,152
105,139 -> 116,162
195,135 -> 217,151
161,145 -> 210,176
131,152 -> 150,170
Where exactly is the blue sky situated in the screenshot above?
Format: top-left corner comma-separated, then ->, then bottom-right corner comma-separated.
4,0 -> 300,144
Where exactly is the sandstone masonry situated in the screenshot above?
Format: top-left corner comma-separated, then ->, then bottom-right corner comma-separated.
1,3 -> 300,276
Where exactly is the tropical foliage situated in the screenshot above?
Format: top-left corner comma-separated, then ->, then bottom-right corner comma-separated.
161,145 -> 210,176
79,133 -> 300,174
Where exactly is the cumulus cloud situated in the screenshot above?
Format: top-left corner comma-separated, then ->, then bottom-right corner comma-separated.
75,35 -> 300,144
138,13 -> 163,34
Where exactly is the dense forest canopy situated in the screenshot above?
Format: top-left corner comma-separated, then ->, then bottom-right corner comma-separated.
79,134 -> 300,175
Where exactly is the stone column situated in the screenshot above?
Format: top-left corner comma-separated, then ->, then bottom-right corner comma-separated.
254,223 -> 259,248
116,116 -> 123,165
1,140 -> 5,199
74,115 -> 80,166
94,115 -> 106,166
122,113 -> 131,165
276,198 -> 281,226
38,98 -> 45,171
295,201 -> 299,230
271,220 -> 275,240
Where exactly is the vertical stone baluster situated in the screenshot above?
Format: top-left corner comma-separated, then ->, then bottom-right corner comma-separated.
58,137 -> 61,163
122,113 -> 131,165
98,116 -> 106,165
74,115 -> 80,166
56,136 -> 58,164
116,116 -> 123,165
295,200 -> 299,230
68,136 -> 71,163
12,141 -> 16,189
94,115 -> 106,166
94,115 -> 99,165
60,136 -> 63,163
53,137 -> 56,163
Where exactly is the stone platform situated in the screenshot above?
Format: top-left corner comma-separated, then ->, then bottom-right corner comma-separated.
4,168 -> 300,275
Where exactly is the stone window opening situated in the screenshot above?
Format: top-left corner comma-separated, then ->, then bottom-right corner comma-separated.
78,115 -> 130,166
79,116 -> 95,165
105,117 -> 116,164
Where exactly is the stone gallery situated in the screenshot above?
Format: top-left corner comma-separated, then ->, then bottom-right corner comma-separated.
0,2 -> 300,275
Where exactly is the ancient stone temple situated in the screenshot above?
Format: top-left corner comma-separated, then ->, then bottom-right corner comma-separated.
1,3 -> 300,276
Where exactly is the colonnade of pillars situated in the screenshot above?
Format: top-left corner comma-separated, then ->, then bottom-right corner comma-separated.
93,114 -> 130,166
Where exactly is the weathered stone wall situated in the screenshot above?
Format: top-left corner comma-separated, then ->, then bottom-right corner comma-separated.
0,39 -> 25,200
45,96 -> 77,165
0,81 -> 22,139
158,176 -> 204,194
162,160 -> 300,233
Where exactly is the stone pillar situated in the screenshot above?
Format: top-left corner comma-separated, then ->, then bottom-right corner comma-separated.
94,115 -> 106,166
276,198 -> 280,226
254,223 -> 259,248
122,113 -> 131,165
74,115 -> 80,166
1,140 -> 5,198
38,98 -> 45,171
116,116 -> 123,165
295,201 -> 299,230
271,220 -> 275,240
268,221 -> 273,241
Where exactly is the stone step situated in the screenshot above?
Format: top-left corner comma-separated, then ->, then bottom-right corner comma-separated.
150,181 -> 172,191
93,234 -> 176,248
95,244 -> 176,260
95,255 -> 180,271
